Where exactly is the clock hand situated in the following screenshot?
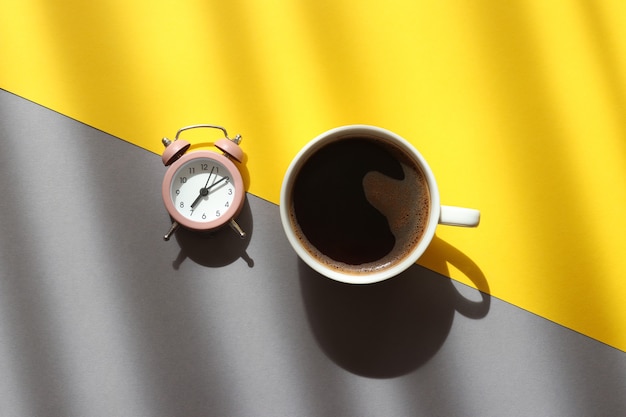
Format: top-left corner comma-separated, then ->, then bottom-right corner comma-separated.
190,167 -> 216,209
190,176 -> 230,209
204,166 -> 216,188
204,176 -> 229,193
190,190 -> 207,209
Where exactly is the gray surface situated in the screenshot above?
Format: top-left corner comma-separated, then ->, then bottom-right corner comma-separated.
1,89 -> 625,416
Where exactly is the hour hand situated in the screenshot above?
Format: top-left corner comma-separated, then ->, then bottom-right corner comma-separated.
205,176 -> 229,192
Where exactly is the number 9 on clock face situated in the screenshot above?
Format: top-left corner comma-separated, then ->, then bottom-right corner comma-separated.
161,150 -> 245,232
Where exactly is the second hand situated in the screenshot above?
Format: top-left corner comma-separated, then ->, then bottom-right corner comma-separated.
191,166 -> 216,210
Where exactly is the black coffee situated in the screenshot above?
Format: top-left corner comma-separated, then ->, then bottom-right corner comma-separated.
290,136 -> 430,274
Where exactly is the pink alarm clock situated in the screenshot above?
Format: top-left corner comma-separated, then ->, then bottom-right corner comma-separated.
160,124 -> 246,241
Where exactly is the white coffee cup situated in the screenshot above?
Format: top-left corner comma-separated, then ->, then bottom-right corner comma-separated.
280,125 -> 479,284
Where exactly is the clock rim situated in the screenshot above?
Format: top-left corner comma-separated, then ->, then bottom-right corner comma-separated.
161,150 -> 245,232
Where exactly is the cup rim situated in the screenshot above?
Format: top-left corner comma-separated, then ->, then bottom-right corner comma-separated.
279,124 -> 441,284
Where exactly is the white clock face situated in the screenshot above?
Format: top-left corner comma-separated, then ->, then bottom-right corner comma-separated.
169,157 -> 237,223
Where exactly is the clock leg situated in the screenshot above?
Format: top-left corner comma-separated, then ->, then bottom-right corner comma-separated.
229,219 -> 246,239
164,221 -> 180,241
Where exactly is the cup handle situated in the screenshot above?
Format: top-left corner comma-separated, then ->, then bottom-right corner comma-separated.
439,205 -> 480,227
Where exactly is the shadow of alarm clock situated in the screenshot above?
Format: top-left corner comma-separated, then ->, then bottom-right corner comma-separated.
160,124 -> 247,241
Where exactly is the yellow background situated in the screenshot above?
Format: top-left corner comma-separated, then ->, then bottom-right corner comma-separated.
2,0 -> 625,351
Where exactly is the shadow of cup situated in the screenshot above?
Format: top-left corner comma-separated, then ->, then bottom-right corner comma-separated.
299,236 -> 489,378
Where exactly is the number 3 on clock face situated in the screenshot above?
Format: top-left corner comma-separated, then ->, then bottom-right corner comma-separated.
161,150 -> 245,232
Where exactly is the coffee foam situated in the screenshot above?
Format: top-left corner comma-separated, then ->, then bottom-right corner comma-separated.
290,141 -> 430,276
360,160 -> 429,271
